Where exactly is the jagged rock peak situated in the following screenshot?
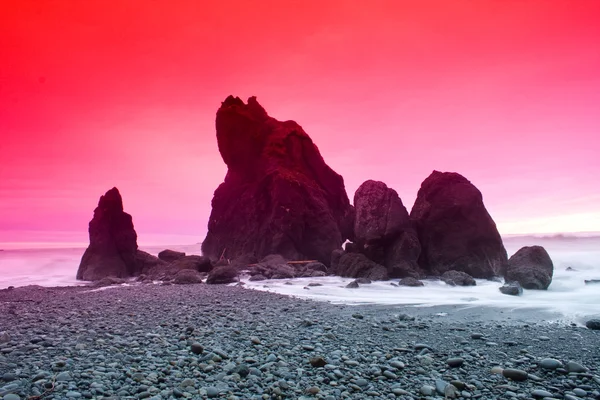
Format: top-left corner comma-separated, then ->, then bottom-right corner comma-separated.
97,187 -> 124,213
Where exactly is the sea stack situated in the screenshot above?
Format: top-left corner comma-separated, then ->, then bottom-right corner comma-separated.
201,96 -> 355,265
410,171 -> 508,279
505,246 -> 554,290
76,187 -> 140,281
349,180 -> 421,278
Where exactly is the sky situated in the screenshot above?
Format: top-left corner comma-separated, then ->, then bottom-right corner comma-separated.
1,0 -> 599,246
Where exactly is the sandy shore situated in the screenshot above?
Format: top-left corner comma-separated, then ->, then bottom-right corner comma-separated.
1,283 -> 599,399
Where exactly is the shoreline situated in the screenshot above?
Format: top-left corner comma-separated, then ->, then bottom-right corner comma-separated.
3,279 -> 599,327
1,283 -> 599,399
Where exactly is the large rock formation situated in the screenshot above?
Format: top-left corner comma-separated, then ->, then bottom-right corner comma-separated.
201,96 -> 355,265
352,180 -> 421,278
77,188 -> 142,280
410,171 -> 507,279
505,246 -> 553,290
77,188 -> 173,281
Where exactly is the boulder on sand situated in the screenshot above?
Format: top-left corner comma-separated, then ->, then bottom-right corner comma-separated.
505,246 -> 553,290
398,277 -> 424,287
206,265 -> 239,284
441,270 -> 476,286
499,281 -> 523,296
410,171 -> 508,279
201,96 -> 355,266
168,255 -> 213,273
158,249 -> 186,262
332,252 -> 388,281
172,269 -> 203,285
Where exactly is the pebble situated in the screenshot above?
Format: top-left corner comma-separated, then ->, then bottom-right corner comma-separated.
539,358 -> 563,370
502,368 -> 529,381
1,280 -> 599,400
585,319 -> 600,330
566,361 -> 588,373
420,385 -> 435,396
190,342 -> 204,354
205,387 -> 219,398
447,357 -> 464,368
531,389 -> 554,398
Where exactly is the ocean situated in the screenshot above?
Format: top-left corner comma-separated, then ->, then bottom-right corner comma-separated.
1,234 -> 599,322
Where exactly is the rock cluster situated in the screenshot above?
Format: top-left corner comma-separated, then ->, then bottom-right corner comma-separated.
77,188 -> 219,284
77,97 -> 559,292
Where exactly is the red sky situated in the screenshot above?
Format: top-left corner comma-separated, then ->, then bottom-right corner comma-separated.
1,0 -> 599,245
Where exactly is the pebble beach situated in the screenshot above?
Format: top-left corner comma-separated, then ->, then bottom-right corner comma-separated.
1,283 -> 599,400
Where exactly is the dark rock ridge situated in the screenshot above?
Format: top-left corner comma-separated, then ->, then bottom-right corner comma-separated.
202,96 -> 354,266
77,188 -> 149,281
505,246 -> 553,290
352,180 -> 422,278
410,171 -> 508,279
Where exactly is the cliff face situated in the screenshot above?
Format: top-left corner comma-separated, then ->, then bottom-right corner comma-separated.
201,96 -> 355,265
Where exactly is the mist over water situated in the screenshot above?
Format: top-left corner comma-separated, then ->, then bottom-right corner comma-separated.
0,234 -> 598,321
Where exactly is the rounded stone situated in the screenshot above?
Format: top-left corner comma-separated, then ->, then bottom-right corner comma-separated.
585,319 -> 600,330
190,343 -> 204,355
502,368 -> 528,381
447,357 -> 465,368
539,358 -> 563,370
205,387 -> 219,398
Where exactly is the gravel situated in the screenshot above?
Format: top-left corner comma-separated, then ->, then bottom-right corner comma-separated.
0,283 -> 599,400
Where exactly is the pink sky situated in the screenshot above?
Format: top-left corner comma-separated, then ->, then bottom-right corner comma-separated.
1,0 -> 599,245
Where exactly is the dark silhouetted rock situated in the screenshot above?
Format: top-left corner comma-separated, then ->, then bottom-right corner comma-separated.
77,188 -> 142,281
334,252 -> 388,280
410,171 -> 507,278
586,319 -> 600,330
169,255 -> 213,273
135,250 -> 168,278
355,278 -> 372,284
388,260 -> 424,279
201,96 -> 355,266
344,242 -> 359,253
441,270 -> 476,286
345,280 -> 359,289
158,249 -> 186,262
398,277 -> 424,287
354,180 -> 411,244
173,269 -> 203,284
331,249 -> 344,272
206,265 -> 238,284
305,261 -> 327,273
505,246 -> 553,290
91,276 -> 126,288
249,274 -> 268,281
352,180 -> 421,278
585,279 -> 600,285
230,254 -> 259,268
247,254 -> 295,279
499,281 -> 523,296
